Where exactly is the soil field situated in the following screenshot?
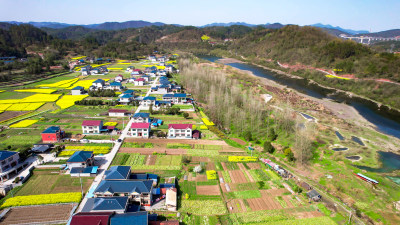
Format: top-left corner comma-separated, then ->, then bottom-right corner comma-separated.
191,156 -> 210,162
125,138 -> 228,146
0,111 -> 29,123
247,196 -> 282,211
119,147 -> 187,155
247,163 -> 261,169
291,211 -> 324,219
231,138 -> 246,145
146,155 -> 157,165
206,162 -> 216,170
195,174 -> 208,182
196,185 -> 220,195
227,199 -> 247,213
229,170 -> 248,183
238,163 -> 255,182
1,203 -> 76,225
221,162 -> 228,171
260,188 -> 288,197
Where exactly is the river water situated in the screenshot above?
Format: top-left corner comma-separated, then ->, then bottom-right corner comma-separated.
200,55 -> 400,175
200,55 -> 400,139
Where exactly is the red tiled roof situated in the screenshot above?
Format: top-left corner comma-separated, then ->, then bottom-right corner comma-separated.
168,124 -> 193,129
131,123 -> 150,129
109,109 -> 128,113
70,212 -> 113,225
82,120 -> 102,126
135,78 -> 145,81
133,69 -> 141,71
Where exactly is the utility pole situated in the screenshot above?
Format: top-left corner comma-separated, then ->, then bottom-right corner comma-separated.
79,173 -> 84,199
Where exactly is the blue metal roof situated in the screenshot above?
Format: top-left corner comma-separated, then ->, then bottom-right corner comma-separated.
110,82 -> 122,86
91,197 -> 128,211
93,79 -> 104,83
133,113 -> 150,118
120,94 -> 133,98
163,94 -> 173,98
104,166 -> 131,180
72,86 -> 84,90
110,212 -> 148,225
174,93 -> 187,98
95,180 -> 153,194
0,151 -> 18,161
130,174 -> 148,180
67,151 -> 93,163
143,96 -> 156,101
42,126 -> 61,134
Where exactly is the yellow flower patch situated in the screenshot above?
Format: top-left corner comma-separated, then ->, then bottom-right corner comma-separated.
56,95 -> 88,109
202,118 -> 215,126
104,122 -> 118,126
10,119 -> 38,128
15,89 -> 57,94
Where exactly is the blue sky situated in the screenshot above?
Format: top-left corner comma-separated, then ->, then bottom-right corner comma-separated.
0,0 -> 399,32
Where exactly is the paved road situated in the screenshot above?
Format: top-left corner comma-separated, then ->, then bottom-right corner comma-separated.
76,77 -> 159,212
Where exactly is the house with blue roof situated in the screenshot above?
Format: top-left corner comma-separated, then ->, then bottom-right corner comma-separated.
132,113 -> 150,123
104,166 -> 131,180
118,94 -> 134,104
109,82 -> 123,91
172,93 -> 187,104
94,180 -> 153,207
130,173 -> 158,186
110,211 -> 148,225
71,86 -> 85,95
41,126 -> 65,143
70,166 -> 98,177
155,100 -> 172,109
92,79 -> 105,89
0,151 -> 20,181
67,151 -> 94,169
140,96 -> 156,107
81,197 -> 129,214
157,70 -> 167,76
162,94 -> 174,102
165,64 -> 175,73
123,90 -> 135,95
81,65 -> 93,76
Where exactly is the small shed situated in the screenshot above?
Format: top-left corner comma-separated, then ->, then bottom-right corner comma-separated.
192,130 -> 201,139
166,188 -> 177,211
307,189 -> 321,201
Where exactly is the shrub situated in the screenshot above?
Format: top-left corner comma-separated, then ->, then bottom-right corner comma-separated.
263,141 -> 274,153
183,112 -> 189,119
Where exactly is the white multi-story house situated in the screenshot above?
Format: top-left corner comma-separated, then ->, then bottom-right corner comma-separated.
82,120 -> 103,134
92,79 -> 105,89
140,96 -> 156,107
0,151 -> 20,181
130,123 -> 151,138
132,113 -> 150,123
168,124 -> 193,139
118,94 -> 134,104
134,78 -> 145,86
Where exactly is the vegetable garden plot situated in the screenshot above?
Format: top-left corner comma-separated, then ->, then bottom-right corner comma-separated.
179,200 -> 227,215
196,185 -> 221,195
229,170 -> 248,184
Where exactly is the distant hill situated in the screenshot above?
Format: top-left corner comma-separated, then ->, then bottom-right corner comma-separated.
264,23 -> 285,29
4,21 -> 75,29
202,22 -> 259,27
318,27 -> 350,37
310,23 -> 368,35
354,29 -> 400,38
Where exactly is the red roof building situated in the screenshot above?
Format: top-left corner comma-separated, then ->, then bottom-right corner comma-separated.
82,120 -> 103,126
70,212 -> 113,225
131,123 -> 151,129
135,78 -> 145,81
41,126 -> 64,143
168,124 -> 193,129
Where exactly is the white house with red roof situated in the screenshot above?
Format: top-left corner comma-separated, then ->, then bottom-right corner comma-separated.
115,74 -> 124,82
168,124 -> 193,139
134,78 -> 145,86
82,120 -> 104,134
130,123 -> 151,138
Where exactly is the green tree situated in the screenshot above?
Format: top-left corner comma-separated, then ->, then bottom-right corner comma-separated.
263,141 -> 274,153
183,112 -> 189,119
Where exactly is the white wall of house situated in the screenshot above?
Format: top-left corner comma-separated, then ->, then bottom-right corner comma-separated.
130,128 -> 150,138
132,117 -> 149,123
82,126 -> 100,134
0,154 -> 20,173
71,90 -> 83,95
109,112 -> 126,117
134,80 -> 144,86
168,128 -> 192,139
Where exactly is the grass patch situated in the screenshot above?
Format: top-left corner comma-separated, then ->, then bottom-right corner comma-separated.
225,190 -> 261,199
221,171 -> 231,183
249,169 -> 270,181
197,180 -> 219,186
122,142 -> 153,148
166,143 -> 192,149
225,162 -> 239,170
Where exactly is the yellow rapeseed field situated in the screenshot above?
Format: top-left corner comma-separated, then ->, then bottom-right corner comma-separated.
10,119 -> 38,128
15,89 -> 57,94
56,95 -> 88,109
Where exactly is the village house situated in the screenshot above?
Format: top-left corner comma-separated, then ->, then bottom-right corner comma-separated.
150,87 -> 158,92
41,126 -> 65,143
82,120 -> 104,134
165,65 -> 175,73
123,90 -> 135,95
157,56 -> 166,62
147,70 -> 157,77
70,212 -> 114,225
92,79 -> 106,89
81,65 -> 92,76
131,69 -> 142,76
71,86 -> 85,95
140,96 -> 156,107
170,85 -> 181,93
67,151 -> 94,169
94,180 -> 153,207
109,82 -> 123,91
126,66 -> 135,73
157,70 -> 167,76
130,123 -> 151,138
115,74 -> 124,82
134,78 -> 145,86
132,113 -> 150,123
141,75 -> 150,82
104,166 -> 131,180
111,212 -> 149,225
171,93 -> 187,103
108,109 -> 128,117
166,188 -> 177,211
307,190 -> 321,202
154,100 -> 172,109
157,85 -> 170,94
81,197 -> 129,214
118,94 -> 134,104
0,151 -> 20,182
168,124 -> 193,139
148,55 -> 157,62
70,166 -> 98,177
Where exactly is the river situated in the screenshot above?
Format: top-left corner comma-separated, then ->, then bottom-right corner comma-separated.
199,55 -> 400,139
